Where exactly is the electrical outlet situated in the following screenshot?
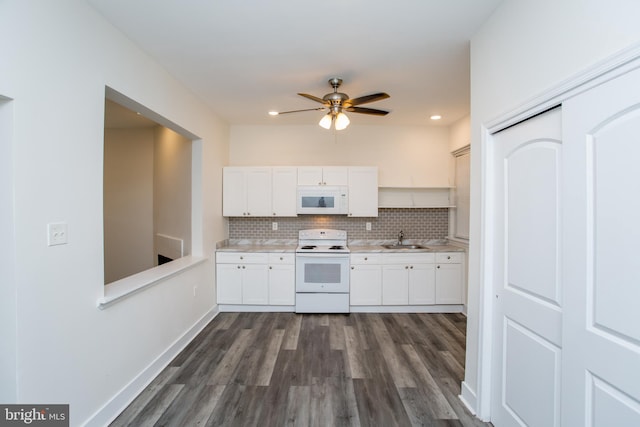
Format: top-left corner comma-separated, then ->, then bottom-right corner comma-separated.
47,222 -> 68,246
272,222 -> 278,231
366,222 -> 372,231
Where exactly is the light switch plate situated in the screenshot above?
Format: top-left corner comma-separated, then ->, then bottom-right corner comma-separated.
366,222 -> 372,231
48,222 -> 68,246
272,222 -> 278,231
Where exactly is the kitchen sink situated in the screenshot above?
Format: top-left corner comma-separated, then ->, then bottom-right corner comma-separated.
381,244 -> 427,250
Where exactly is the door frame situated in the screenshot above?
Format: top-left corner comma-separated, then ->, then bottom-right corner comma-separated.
472,42 -> 640,420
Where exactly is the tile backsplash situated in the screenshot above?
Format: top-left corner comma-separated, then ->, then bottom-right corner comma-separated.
228,208 -> 448,241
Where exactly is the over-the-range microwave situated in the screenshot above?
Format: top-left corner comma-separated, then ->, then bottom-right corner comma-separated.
296,186 -> 348,215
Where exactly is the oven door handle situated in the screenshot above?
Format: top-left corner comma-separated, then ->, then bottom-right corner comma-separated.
296,253 -> 349,259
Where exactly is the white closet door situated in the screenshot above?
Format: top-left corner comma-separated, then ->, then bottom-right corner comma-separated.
562,66 -> 640,427
491,107 -> 563,427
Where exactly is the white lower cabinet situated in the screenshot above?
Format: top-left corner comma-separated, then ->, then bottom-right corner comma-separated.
216,251 -> 295,306
268,253 -> 295,305
382,253 -> 436,305
434,252 -> 463,304
350,254 -> 382,305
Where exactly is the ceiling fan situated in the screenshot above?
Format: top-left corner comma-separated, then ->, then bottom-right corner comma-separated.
270,77 -> 390,130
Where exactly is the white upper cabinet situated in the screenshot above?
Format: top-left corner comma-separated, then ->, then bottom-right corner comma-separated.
348,167 -> 378,217
223,167 -> 272,217
271,167 -> 298,216
297,166 -> 348,186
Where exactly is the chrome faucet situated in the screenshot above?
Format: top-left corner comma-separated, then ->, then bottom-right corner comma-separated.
397,230 -> 404,246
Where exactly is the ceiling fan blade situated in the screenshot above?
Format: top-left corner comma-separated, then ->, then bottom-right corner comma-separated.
298,93 -> 329,104
274,107 -> 326,115
345,106 -> 389,116
345,92 -> 390,106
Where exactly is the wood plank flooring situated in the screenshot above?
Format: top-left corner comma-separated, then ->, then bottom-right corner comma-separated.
111,312 -> 492,427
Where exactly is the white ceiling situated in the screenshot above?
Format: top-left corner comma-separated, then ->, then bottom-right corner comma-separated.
89,0 -> 502,127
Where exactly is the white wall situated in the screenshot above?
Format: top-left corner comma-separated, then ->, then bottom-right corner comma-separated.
449,115 -> 470,152
0,0 -> 228,424
103,128 -> 155,283
465,0 -> 640,416
0,97 -> 17,403
154,127 -> 192,258
230,124 -> 453,187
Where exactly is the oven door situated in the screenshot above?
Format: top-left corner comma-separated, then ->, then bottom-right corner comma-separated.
295,254 -> 350,293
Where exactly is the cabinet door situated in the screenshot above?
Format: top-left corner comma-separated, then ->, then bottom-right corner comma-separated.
271,167 -> 298,216
350,264 -> 382,305
217,263 -> 242,304
348,167 -> 378,217
241,264 -> 269,304
222,168 -> 246,216
297,167 -> 324,185
408,263 -> 436,304
245,168 -> 272,216
322,167 -> 349,185
382,264 -> 409,305
435,263 -> 462,304
268,264 -> 295,305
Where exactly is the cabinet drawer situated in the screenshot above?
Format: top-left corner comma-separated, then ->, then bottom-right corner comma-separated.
435,252 -> 462,264
216,252 -> 269,264
350,253 -> 382,264
382,253 -> 435,264
268,253 -> 295,264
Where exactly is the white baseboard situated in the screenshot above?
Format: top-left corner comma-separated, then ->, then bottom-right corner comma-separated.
459,381 -> 477,415
83,307 -> 219,427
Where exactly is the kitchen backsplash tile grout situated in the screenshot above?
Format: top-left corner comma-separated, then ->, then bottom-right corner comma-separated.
228,208 -> 448,240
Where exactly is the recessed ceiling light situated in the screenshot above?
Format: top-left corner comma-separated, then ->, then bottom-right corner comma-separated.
268,111 -> 279,116
430,115 -> 442,120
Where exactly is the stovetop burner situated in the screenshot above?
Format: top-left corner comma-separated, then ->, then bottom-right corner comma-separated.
296,229 -> 350,254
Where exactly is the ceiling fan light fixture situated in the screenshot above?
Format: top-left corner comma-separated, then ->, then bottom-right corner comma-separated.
319,113 -> 333,129
334,112 -> 350,130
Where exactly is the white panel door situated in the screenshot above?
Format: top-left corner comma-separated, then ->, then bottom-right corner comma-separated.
241,264 -> 269,305
271,167 -> 298,216
268,264 -> 295,305
222,168 -> 246,216
435,263 -> 462,304
348,167 -> 378,217
382,265 -> 409,305
408,263 -> 436,305
350,264 -> 382,305
491,108 -> 563,427
245,168 -> 271,216
562,66 -> 640,427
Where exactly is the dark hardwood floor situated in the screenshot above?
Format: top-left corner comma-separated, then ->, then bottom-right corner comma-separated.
111,312 -> 492,426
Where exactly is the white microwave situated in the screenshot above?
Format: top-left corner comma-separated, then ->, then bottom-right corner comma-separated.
297,186 -> 348,215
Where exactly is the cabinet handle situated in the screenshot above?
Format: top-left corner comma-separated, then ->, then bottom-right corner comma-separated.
437,265 -> 440,269
405,266 -> 409,269
243,212 -> 247,216
237,266 -> 241,269
447,256 -> 451,260
273,212 -> 276,216
410,266 -> 413,269
318,182 -> 322,185
364,257 -> 368,261
242,266 -> 246,269
279,257 -> 283,260
240,256 -> 244,260
269,266 -> 272,269
351,266 -> 354,270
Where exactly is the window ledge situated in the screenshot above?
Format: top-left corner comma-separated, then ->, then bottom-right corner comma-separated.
98,255 -> 208,310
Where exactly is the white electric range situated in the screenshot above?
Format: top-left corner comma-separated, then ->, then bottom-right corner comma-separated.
295,229 -> 350,313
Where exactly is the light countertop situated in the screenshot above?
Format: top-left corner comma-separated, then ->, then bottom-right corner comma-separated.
216,239 -> 465,253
